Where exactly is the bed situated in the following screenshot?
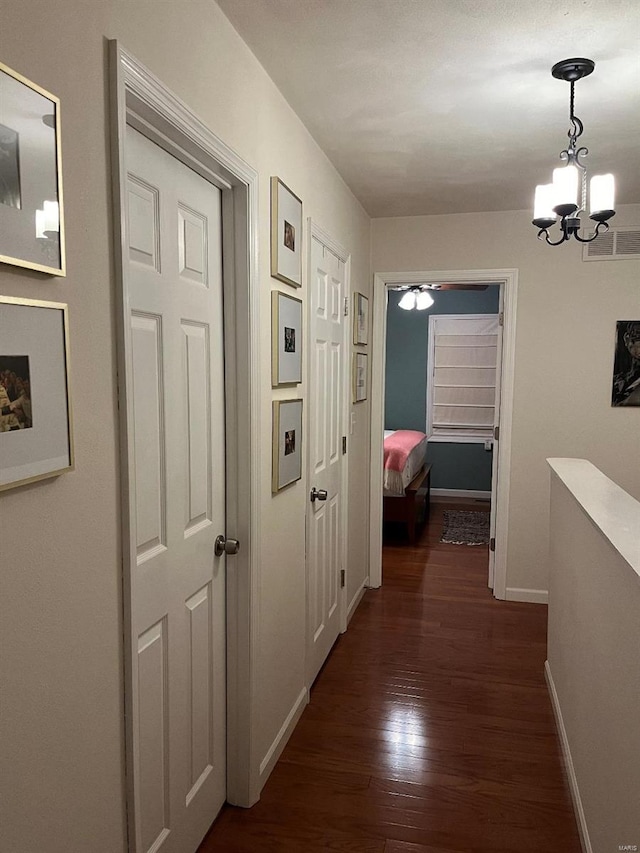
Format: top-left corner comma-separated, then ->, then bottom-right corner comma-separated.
383,429 -> 431,543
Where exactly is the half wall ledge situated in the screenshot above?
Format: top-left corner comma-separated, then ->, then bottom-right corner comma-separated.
547,457 -> 640,580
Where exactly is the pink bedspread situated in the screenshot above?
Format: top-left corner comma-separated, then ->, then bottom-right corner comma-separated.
384,430 -> 427,472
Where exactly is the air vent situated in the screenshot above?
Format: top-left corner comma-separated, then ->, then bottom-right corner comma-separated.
583,227 -> 640,261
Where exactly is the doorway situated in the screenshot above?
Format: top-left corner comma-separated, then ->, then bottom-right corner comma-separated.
111,42 -> 261,853
369,269 -> 518,599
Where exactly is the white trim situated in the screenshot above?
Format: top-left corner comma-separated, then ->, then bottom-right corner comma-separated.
347,576 -> 368,625
110,42 -> 262,829
370,268 -> 518,599
258,687 -> 309,780
431,489 -> 491,500
308,219 -> 350,263
505,587 -> 548,604
305,219 -> 351,682
544,662 -> 592,853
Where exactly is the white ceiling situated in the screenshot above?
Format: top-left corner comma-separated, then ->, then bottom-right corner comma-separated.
216,0 -> 640,217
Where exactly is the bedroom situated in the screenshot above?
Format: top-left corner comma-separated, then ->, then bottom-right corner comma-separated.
382,282 -> 502,553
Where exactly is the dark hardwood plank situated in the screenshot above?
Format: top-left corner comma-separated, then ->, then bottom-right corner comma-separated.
198,502 -> 581,853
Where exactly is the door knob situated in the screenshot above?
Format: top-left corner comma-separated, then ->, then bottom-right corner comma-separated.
310,487 -> 328,503
215,535 -> 240,557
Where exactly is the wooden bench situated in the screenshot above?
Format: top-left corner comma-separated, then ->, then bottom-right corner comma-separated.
383,463 -> 432,544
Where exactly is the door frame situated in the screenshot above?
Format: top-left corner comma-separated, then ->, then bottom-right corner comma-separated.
369,268 -> 518,600
305,219 -> 351,684
109,42 -> 262,845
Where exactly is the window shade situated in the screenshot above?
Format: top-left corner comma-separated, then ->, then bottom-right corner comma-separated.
427,316 -> 499,442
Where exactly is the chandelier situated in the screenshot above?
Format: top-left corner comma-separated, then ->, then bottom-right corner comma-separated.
532,58 -> 615,246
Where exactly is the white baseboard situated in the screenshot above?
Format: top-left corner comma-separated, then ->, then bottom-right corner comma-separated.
505,587 -> 548,604
347,577 -> 368,624
545,661 -> 592,853
431,488 -> 491,500
258,686 -> 308,782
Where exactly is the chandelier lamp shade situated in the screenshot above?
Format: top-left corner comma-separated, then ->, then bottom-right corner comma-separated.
532,58 -> 615,246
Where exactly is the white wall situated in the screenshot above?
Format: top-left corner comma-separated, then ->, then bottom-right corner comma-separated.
546,460 -> 640,852
372,206 -> 640,595
0,2 -> 371,851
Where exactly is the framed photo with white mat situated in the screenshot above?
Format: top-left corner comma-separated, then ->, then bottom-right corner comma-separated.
272,290 -> 302,386
272,398 -> 303,493
270,176 -> 302,287
0,295 -> 74,490
0,61 -> 66,275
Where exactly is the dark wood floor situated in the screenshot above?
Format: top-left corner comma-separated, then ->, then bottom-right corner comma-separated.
199,502 -> 581,852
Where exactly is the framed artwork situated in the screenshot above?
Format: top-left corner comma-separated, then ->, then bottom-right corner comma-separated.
272,290 -> 302,386
611,320 -> 640,407
353,292 -> 369,345
0,296 -> 74,491
0,62 -> 66,276
270,176 -> 302,287
353,352 -> 368,403
272,398 -> 303,493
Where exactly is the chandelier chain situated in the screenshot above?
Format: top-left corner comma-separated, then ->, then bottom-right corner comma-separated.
567,80 -> 584,150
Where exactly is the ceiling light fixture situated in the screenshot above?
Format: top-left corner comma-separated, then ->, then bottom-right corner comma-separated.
397,286 -> 435,311
532,58 -> 615,246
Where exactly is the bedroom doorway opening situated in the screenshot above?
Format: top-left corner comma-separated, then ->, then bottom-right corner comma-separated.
369,269 -> 518,600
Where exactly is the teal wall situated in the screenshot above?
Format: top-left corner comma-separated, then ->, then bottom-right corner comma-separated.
384,286 -> 500,491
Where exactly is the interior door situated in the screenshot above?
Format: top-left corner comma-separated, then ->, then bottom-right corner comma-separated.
125,125 -> 226,853
307,236 -> 346,686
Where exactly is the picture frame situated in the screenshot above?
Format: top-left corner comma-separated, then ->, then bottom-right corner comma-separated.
611,320 -> 640,407
0,295 -> 74,491
353,352 -> 368,403
270,176 -> 302,287
353,292 -> 369,345
272,290 -> 303,386
0,62 -> 66,276
272,398 -> 303,493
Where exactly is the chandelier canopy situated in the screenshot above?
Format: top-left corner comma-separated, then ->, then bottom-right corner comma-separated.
532,58 -> 615,246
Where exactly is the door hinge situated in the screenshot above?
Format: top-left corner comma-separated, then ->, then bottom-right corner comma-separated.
490,537 -> 496,552
494,425 -> 500,441
344,296 -> 349,317
340,569 -> 345,588
499,311 -> 504,326
342,435 -> 347,455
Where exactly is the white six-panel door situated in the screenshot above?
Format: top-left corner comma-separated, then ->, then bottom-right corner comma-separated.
307,236 -> 346,686
125,126 -> 226,853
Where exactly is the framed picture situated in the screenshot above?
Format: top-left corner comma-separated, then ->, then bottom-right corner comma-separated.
272,398 -> 303,493
0,296 -> 74,491
0,62 -> 66,276
353,292 -> 369,345
353,352 -> 368,403
611,320 -> 640,407
271,176 -> 302,287
272,291 -> 302,386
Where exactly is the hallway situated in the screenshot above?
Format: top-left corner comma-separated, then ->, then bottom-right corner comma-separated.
199,502 -> 582,852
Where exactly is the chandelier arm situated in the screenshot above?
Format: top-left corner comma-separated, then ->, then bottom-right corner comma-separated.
537,227 -> 568,246
573,220 -> 610,244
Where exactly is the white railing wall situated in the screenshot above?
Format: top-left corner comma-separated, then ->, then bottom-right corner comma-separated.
546,458 -> 640,853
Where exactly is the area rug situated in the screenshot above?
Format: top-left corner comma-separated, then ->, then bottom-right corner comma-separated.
440,510 -> 490,545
